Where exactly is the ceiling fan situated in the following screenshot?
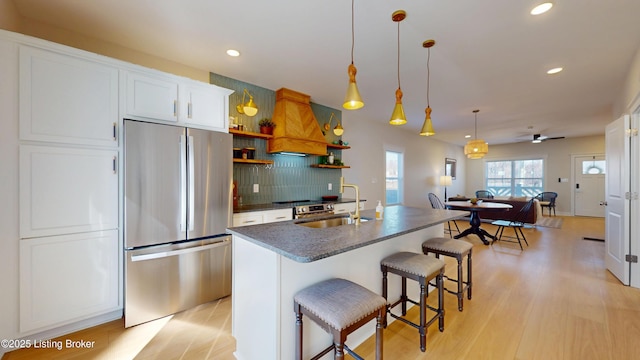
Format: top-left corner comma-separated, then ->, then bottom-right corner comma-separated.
531,133 -> 565,143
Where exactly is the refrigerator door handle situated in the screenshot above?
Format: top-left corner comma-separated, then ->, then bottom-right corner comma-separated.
180,134 -> 188,232
188,135 -> 195,232
130,238 -> 230,262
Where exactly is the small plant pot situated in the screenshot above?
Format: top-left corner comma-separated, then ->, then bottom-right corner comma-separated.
260,126 -> 273,135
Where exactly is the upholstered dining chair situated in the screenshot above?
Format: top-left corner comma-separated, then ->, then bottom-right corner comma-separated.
534,192 -> 558,216
428,193 -> 460,238
475,190 -> 494,199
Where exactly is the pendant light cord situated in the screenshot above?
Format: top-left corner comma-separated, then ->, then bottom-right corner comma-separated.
426,47 -> 431,107
350,0 -> 355,65
397,21 -> 401,89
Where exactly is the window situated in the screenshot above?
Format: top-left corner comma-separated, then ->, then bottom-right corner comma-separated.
385,150 -> 403,205
486,159 -> 544,197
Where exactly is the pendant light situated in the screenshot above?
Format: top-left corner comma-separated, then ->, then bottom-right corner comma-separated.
419,39 -> 436,136
343,0 -> 364,110
464,109 -> 489,159
389,10 -> 407,125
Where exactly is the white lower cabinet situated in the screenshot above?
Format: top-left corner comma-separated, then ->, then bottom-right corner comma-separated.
232,208 -> 293,227
19,145 -> 119,239
19,230 -> 119,333
333,201 -> 365,215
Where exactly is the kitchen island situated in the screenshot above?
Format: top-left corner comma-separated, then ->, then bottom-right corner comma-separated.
228,205 -> 467,360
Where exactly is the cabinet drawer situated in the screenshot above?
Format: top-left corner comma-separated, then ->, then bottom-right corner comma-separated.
263,209 -> 293,223
232,213 -> 263,227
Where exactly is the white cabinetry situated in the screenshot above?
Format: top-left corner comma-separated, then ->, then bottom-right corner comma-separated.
125,71 -> 179,122
180,81 -> 230,131
19,46 -> 119,147
19,230 -> 119,333
17,43 -> 120,334
333,201 -> 365,215
232,208 -> 293,227
19,145 -> 118,239
125,70 -> 232,132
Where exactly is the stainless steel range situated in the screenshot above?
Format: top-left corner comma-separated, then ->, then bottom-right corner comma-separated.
294,203 -> 335,219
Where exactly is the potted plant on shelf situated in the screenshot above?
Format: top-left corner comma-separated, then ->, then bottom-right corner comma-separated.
258,118 -> 275,135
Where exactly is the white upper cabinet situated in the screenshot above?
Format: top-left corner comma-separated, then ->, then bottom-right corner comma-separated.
19,46 -> 119,147
126,70 -> 232,132
125,71 -> 179,122
19,145 -> 119,239
180,81 -> 230,131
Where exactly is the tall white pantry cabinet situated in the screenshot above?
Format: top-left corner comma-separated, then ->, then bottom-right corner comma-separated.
0,29 -> 233,349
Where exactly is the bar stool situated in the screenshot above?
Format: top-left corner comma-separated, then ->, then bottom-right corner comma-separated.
380,252 -> 445,352
294,278 -> 386,360
422,237 -> 473,311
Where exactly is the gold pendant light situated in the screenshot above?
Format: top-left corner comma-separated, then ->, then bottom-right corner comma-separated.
343,0 -> 364,110
420,39 -> 436,136
464,109 -> 489,159
389,10 -> 407,125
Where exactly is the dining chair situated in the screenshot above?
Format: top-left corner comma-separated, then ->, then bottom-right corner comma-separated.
428,193 -> 460,238
491,198 -> 535,250
475,190 -> 494,199
534,192 -> 558,216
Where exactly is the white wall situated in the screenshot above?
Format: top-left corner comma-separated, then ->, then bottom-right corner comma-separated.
341,117 -> 465,209
464,135 -> 605,215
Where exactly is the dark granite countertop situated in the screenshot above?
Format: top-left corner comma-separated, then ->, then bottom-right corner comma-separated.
227,205 -> 467,263
233,198 -> 364,213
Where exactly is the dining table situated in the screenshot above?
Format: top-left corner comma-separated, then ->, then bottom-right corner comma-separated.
444,200 -> 513,245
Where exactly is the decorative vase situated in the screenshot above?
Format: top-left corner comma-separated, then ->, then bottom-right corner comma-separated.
260,126 -> 273,135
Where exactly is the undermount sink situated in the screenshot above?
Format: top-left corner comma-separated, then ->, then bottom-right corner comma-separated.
295,216 -> 370,228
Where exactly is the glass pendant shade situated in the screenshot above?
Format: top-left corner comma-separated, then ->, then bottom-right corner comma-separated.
419,106 -> 435,136
333,123 -> 344,136
236,88 -> 258,117
464,139 -> 489,159
242,98 -> 258,116
343,64 -> 364,110
389,88 -> 407,125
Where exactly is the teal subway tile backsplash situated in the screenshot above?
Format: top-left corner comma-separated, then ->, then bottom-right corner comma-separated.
210,72 -> 345,205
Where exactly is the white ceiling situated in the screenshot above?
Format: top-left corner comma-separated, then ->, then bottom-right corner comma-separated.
12,0 -> 640,145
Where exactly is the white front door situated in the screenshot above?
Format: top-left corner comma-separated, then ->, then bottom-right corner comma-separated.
574,155 -> 606,217
605,115 -> 630,285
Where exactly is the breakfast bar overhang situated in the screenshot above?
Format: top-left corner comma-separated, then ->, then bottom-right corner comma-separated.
228,205 -> 467,360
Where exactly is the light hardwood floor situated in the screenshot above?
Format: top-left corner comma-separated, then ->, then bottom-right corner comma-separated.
4,216 -> 640,360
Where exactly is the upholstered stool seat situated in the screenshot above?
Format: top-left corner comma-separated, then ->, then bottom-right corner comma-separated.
294,278 -> 386,360
380,252 -> 445,352
422,237 -> 473,311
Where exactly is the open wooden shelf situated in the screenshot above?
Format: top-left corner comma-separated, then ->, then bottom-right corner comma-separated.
229,128 -> 273,139
327,143 -> 351,150
233,158 -> 274,165
310,164 -> 351,169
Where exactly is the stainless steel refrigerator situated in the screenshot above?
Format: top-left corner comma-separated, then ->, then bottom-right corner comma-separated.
124,119 -> 232,327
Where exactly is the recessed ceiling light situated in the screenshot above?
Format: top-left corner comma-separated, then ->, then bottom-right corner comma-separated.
531,2 -> 553,15
465,135 -> 471,139
226,49 -> 240,57
547,67 -> 563,74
